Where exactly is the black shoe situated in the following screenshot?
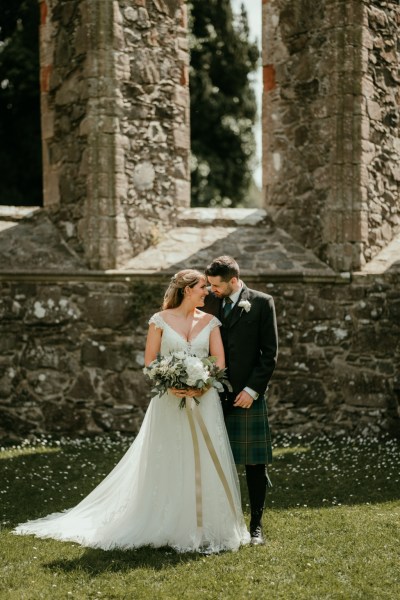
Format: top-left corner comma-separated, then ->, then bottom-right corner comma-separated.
250,525 -> 265,546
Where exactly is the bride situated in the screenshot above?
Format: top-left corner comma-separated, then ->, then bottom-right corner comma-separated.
13,270 -> 250,553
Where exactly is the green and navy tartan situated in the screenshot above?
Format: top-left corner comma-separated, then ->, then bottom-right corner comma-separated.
224,396 -> 272,465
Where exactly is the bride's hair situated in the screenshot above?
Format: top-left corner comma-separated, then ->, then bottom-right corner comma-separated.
162,269 -> 205,309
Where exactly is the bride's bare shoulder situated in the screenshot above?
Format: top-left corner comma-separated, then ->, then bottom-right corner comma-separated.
196,309 -> 214,323
159,309 -> 176,319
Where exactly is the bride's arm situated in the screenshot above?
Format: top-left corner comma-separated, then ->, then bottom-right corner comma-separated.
144,323 -> 162,366
209,326 -> 225,370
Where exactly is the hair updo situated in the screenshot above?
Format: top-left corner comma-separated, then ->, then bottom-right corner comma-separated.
162,269 -> 205,310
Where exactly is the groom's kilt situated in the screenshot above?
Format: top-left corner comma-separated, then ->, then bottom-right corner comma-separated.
224,395 -> 272,465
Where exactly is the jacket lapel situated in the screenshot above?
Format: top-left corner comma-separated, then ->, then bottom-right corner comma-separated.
228,284 -> 250,329
208,292 -> 224,322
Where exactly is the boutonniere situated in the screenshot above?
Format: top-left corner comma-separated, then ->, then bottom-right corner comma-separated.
238,300 -> 251,313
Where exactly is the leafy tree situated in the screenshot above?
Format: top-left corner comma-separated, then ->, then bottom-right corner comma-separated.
189,0 -> 259,207
0,1 -> 42,205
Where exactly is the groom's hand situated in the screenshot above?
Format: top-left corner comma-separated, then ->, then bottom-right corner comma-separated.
233,390 -> 254,409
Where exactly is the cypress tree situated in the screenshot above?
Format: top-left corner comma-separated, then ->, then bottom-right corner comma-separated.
0,1 -> 42,205
189,0 -> 259,207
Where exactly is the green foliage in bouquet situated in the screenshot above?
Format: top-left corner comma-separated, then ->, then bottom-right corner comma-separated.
143,352 -> 231,408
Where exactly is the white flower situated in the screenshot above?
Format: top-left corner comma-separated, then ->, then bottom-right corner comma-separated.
238,299 -> 251,313
184,356 -> 209,386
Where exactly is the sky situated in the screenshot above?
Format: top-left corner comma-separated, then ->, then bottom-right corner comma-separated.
230,0 -> 263,188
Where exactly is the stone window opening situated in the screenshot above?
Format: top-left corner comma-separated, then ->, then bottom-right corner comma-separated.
189,0 -> 263,210
0,0 -> 398,275
0,0 -> 43,208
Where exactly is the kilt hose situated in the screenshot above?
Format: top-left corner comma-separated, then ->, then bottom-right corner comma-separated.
224,395 -> 272,466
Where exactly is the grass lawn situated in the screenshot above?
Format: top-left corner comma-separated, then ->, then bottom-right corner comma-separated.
1,433 -> 399,600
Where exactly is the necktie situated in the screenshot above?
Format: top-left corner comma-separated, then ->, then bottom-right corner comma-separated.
223,297 -> 233,318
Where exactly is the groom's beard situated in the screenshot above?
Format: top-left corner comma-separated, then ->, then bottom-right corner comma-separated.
212,283 -> 235,299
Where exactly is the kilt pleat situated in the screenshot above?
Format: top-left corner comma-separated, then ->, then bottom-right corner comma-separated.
224,396 -> 272,465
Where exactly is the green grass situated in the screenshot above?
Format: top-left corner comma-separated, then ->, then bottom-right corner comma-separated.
1,433 -> 399,600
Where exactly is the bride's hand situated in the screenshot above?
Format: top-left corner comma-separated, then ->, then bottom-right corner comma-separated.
170,388 -> 204,398
191,386 -> 210,397
170,388 -> 190,398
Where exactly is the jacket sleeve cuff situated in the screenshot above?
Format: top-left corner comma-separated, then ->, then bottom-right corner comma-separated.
244,386 -> 259,400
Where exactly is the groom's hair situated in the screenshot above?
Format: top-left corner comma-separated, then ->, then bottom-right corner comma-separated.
205,256 -> 240,281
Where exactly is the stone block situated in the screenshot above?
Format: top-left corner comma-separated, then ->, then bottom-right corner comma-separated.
280,377 -> 327,407
388,299 -> 400,321
84,294 -> 132,328
75,24 -> 88,56
132,161 -> 155,190
67,370 -> 97,401
0,408 -> 36,437
21,341 -> 74,371
175,178 -> 190,207
98,116 -> 120,134
351,323 -> 398,356
43,399 -> 88,432
173,125 -> 189,150
124,7 -> 138,22
0,333 -> 18,354
0,373 -> 14,399
342,211 -> 368,242
367,99 -> 382,121
24,295 -> 80,325
28,370 -> 71,397
115,53 -> 130,80
102,370 -> 149,407
174,84 -> 188,108
81,340 -> 127,372
55,75 -> 81,106
41,108 -> 54,140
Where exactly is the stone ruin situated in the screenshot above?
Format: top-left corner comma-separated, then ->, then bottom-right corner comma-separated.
0,0 -> 399,440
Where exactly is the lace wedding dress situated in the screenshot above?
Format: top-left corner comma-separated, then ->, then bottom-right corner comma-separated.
13,313 -> 250,552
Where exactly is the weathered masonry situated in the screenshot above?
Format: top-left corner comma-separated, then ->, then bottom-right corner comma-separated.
39,0 -> 190,268
262,0 -> 400,271
0,0 -> 398,440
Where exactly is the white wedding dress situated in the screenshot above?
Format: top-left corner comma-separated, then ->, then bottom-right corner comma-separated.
13,314 -> 249,553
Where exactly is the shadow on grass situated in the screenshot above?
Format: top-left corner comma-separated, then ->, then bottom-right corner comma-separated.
239,437 -> 400,509
2,436 -> 400,534
2,446 -> 129,525
45,545 -> 202,575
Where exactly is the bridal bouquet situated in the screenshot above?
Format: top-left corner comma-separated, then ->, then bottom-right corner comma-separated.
143,351 -> 231,408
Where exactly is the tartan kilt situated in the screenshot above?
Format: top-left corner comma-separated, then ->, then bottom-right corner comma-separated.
224,395 -> 272,465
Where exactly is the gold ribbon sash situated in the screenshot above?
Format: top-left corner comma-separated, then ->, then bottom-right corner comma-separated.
185,399 -> 237,530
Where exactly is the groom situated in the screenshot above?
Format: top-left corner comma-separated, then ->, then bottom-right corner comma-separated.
203,256 -> 278,545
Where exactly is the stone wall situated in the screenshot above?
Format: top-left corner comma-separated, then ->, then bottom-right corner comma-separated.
115,0 -> 190,256
40,0 -> 190,269
0,276 -> 163,439
1,272 -> 398,441
364,2 -> 400,262
268,272 -> 400,436
262,0 -> 400,272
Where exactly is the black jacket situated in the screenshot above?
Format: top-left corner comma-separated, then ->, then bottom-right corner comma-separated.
203,284 -> 278,397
